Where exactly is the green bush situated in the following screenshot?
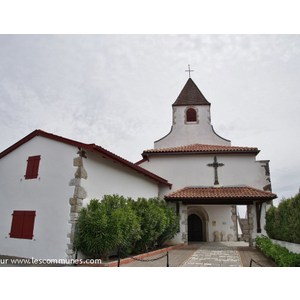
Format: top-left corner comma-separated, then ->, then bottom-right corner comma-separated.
75,195 -> 180,260
255,235 -> 300,267
75,195 -> 141,260
265,194 -> 300,244
131,198 -> 168,253
289,194 -> 300,243
265,206 -> 276,239
275,199 -> 291,242
156,201 -> 180,247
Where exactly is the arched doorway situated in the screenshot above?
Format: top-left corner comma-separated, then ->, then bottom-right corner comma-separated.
188,214 -> 203,242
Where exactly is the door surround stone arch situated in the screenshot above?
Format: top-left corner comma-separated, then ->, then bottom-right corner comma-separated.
187,206 -> 209,242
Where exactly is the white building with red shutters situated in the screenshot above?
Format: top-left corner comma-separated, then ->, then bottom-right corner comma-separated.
0,77 -> 276,260
0,130 -> 171,260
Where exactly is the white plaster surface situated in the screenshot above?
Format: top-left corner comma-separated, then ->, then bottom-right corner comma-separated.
155,105 -> 230,148
0,136 -> 75,259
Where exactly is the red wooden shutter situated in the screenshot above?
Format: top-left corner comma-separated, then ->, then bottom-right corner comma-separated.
10,211 -> 36,239
10,211 -> 24,238
186,108 -> 197,122
22,211 -> 36,239
25,155 -> 41,179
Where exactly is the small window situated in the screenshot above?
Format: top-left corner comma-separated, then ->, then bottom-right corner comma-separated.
25,155 -> 41,179
10,211 -> 36,240
186,108 -> 197,122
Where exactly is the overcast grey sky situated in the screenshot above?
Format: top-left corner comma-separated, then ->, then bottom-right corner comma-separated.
1,35 -> 300,207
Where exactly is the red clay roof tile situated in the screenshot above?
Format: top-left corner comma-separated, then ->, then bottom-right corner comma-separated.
165,186 -> 277,200
143,144 -> 260,156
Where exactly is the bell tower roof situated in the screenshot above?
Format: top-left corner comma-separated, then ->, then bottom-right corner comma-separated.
172,78 -> 211,106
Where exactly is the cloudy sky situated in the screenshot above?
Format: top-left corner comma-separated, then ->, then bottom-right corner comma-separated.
1,35 -> 300,208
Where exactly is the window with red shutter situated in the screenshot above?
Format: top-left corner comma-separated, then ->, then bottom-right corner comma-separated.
9,211 -> 24,238
186,108 -> 197,122
10,211 -> 36,240
25,155 -> 41,179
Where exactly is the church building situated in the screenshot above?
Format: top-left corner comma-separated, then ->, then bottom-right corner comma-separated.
136,77 -> 277,245
0,76 -> 277,261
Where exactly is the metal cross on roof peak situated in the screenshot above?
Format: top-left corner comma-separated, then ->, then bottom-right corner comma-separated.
185,64 -> 194,78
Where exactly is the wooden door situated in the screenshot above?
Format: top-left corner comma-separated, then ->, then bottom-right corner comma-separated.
188,214 -> 203,241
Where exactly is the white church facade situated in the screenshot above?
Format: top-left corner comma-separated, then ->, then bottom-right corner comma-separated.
137,78 -> 276,245
0,78 -> 277,260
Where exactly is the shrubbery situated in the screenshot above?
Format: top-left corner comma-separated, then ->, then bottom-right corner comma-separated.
75,195 -> 180,260
131,198 -> 180,253
255,235 -> 300,267
131,197 -> 168,253
265,193 -> 300,244
74,195 -> 141,260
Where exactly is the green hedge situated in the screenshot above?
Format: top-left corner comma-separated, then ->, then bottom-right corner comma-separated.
74,195 -> 180,260
265,193 -> 300,244
255,235 -> 300,267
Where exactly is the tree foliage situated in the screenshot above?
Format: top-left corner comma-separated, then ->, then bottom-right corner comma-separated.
265,193 -> 300,244
265,206 -> 276,239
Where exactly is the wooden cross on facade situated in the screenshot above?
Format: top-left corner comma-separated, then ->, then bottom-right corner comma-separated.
185,64 -> 194,78
207,156 -> 224,185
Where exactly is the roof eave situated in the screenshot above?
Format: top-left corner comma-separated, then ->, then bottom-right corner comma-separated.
165,196 -> 276,205
0,130 -> 172,188
172,103 -> 211,107
143,150 -> 260,156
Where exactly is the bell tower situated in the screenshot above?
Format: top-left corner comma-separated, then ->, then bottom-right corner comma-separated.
154,77 -> 231,149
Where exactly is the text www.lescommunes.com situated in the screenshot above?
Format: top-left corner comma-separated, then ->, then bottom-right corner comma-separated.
0,258 -> 102,265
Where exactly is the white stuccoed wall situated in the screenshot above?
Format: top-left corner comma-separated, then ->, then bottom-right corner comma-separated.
140,153 -> 268,196
80,150 -> 162,206
0,136 -> 76,260
204,205 -> 236,241
155,105 -> 230,148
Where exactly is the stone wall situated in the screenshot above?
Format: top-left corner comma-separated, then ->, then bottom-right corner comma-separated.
67,149 -> 87,258
181,204 -> 188,244
230,206 -> 238,241
239,205 -> 254,244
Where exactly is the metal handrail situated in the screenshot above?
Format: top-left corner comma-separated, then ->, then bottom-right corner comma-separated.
250,258 -> 265,267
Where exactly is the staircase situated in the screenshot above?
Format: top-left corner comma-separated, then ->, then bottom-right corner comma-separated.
238,217 -> 251,242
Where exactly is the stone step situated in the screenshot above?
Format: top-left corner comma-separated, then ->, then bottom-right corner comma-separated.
238,218 -> 251,243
